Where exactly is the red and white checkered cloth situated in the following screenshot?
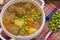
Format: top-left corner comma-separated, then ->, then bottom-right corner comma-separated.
0,0 -> 60,40
34,3 -> 60,40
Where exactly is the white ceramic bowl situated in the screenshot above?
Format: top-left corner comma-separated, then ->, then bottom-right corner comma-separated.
0,0 -> 45,40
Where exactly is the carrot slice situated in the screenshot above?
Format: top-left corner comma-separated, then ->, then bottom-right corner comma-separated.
27,21 -> 34,28
4,20 -> 11,28
26,14 -> 31,18
33,10 -> 37,16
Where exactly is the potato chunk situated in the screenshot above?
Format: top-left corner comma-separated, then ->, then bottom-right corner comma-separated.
14,19 -> 24,27
28,28 -> 37,35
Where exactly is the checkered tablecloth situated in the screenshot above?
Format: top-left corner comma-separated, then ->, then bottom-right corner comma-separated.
33,3 -> 60,40
0,0 -> 60,40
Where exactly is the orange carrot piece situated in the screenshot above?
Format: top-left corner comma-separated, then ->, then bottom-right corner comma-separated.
33,10 -> 37,16
4,20 -> 11,28
26,14 -> 31,18
27,21 -> 34,28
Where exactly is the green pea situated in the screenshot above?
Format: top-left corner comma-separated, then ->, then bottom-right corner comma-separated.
52,17 -> 55,19
25,18 -> 28,21
49,25 -> 52,27
24,22 -> 27,24
27,11 -> 30,13
49,21 -> 52,24
38,12 -> 41,15
59,14 -> 60,16
56,16 -> 59,18
28,18 -> 31,20
37,17 -> 40,19
23,24 -> 26,27
56,22 -> 59,24
52,24 -> 55,27
19,26 -> 23,30
31,18 -> 35,22
51,26 -> 57,31
22,16 -> 27,19
17,18 -> 21,20
13,12 -> 16,15
53,14 -> 56,17
58,22 -> 60,25
51,20 -> 55,23
51,27 -> 54,30
56,12 -> 59,15
33,16 -> 37,20
31,9 -> 35,13
12,11 -> 16,14
54,27 -> 57,30
36,14 -> 39,17
24,26 -> 28,32
55,20 -> 58,22
11,19 -> 14,23
31,15 -> 34,17
22,16 -> 25,19
49,12 -> 60,31
58,25 -> 60,28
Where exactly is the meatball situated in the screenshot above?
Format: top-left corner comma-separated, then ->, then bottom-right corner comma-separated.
24,3 -> 33,11
19,29 -> 28,36
3,11 -> 18,21
34,20 -> 41,29
8,6 -> 17,13
8,6 -> 26,17
6,24 -> 20,35
16,7 -> 26,17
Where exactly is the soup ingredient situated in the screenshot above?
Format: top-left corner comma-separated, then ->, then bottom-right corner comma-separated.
27,21 -> 34,28
32,12 -> 42,21
4,20 -> 11,27
31,9 -> 35,13
19,29 -> 28,36
8,6 -> 17,13
33,10 -> 37,16
12,14 -> 18,19
26,14 -> 31,18
14,18 -> 24,27
24,26 -> 28,32
11,19 -> 14,23
28,28 -> 37,35
22,15 -> 27,19
24,3 -> 33,10
34,20 -> 41,29
4,11 -> 18,19
6,24 -> 19,35
19,23 -> 26,30
8,6 -> 26,17
15,7 -> 26,17
49,12 -> 60,31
